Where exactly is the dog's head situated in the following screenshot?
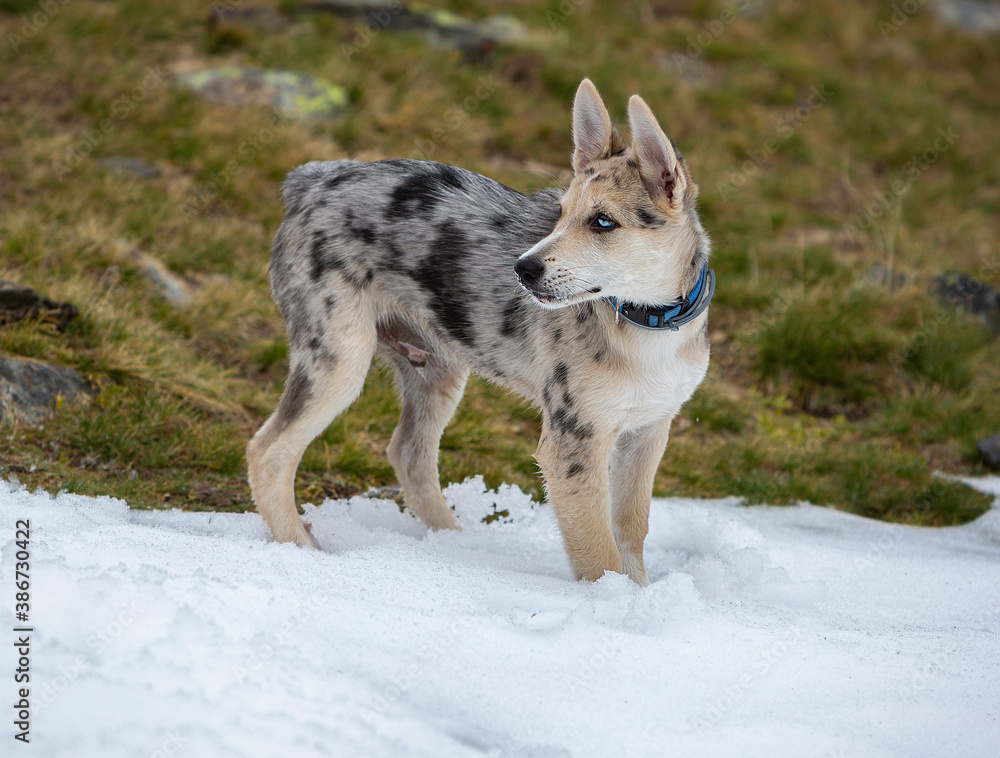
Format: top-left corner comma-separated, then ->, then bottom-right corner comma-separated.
515,79 -> 708,309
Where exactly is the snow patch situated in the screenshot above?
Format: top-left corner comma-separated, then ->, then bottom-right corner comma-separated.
1,476 -> 998,757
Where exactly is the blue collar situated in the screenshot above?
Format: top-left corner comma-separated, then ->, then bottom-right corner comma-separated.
605,263 -> 715,331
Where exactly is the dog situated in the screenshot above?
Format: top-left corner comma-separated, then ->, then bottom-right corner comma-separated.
247,79 -> 713,585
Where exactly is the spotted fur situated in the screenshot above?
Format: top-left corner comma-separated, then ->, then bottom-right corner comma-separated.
247,79 -> 712,585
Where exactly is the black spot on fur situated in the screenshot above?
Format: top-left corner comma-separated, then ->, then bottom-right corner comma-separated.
275,366 -> 312,432
489,214 -> 506,230
552,362 -> 569,387
435,163 -> 465,190
414,221 -> 476,346
378,241 -> 412,276
552,328 -> 562,345
308,336 -> 322,350
324,295 -> 337,314
345,210 -> 377,244
384,164 -> 465,221
309,230 -> 332,281
567,462 -> 585,478
500,297 -> 529,340
575,305 -> 592,324
637,208 -> 664,228
386,173 -> 441,220
323,170 -> 358,192
593,349 -> 606,363
542,385 -> 552,409
551,406 -> 593,440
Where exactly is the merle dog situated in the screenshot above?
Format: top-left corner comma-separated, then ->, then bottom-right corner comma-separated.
248,79 -> 713,584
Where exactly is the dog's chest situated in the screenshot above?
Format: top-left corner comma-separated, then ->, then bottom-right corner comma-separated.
594,332 -> 708,430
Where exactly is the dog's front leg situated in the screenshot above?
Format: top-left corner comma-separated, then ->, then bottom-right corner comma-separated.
610,414 -> 675,586
535,420 -> 621,582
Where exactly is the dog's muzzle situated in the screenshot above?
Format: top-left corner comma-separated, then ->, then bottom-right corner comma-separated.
514,255 -> 545,289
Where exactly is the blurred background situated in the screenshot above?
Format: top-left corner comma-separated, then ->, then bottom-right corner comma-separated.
1,0 -> 998,525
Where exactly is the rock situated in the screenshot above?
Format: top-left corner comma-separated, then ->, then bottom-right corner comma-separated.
208,4 -> 289,33
96,157 -> 161,179
114,241 -> 193,307
933,0 -> 1000,33
0,281 -> 78,331
294,1 -> 542,56
176,65 -> 348,120
933,271 -> 1000,333
359,484 -> 403,501
0,355 -> 95,423
978,433 -> 1000,469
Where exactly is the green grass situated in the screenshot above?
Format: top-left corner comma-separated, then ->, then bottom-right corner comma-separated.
1,0 -> 998,526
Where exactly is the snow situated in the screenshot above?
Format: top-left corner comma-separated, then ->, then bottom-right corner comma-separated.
1,475 -> 999,758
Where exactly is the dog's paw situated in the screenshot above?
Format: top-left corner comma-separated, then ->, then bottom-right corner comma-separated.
298,523 -> 322,550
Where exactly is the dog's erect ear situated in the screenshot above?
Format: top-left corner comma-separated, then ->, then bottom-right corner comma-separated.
572,79 -> 625,174
628,95 -> 692,210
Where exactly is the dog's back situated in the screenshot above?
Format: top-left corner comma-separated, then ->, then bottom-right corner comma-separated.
270,159 -> 561,370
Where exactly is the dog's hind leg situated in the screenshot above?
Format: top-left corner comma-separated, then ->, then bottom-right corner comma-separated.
610,414 -> 674,586
385,356 -> 469,531
247,323 -> 376,548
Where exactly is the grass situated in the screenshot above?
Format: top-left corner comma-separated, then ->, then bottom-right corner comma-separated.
1,0 -> 998,525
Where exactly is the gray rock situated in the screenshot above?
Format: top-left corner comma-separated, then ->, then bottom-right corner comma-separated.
0,356 -> 95,423
978,432 -> 1000,469
294,1 -> 540,56
933,0 -> 1000,33
114,242 -> 193,307
97,157 -> 161,179
208,4 -> 289,33
176,65 -> 348,120
933,271 -> 1000,333
0,281 -> 78,330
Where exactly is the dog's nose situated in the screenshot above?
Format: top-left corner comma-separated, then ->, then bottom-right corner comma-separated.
514,256 -> 545,287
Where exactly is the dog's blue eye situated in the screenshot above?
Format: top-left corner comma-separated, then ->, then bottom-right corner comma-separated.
591,214 -> 617,232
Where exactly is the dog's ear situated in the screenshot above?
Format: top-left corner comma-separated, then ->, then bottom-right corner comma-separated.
628,95 -> 693,211
572,79 -> 626,174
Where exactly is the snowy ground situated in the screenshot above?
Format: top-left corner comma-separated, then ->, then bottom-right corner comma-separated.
1,476 -> 998,758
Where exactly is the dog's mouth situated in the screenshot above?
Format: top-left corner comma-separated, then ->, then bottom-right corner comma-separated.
523,284 -> 603,308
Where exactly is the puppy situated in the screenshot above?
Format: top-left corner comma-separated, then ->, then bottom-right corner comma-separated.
247,79 -> 713,584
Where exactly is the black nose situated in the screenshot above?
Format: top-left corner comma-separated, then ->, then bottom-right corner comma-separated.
514,256 -> 545,287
